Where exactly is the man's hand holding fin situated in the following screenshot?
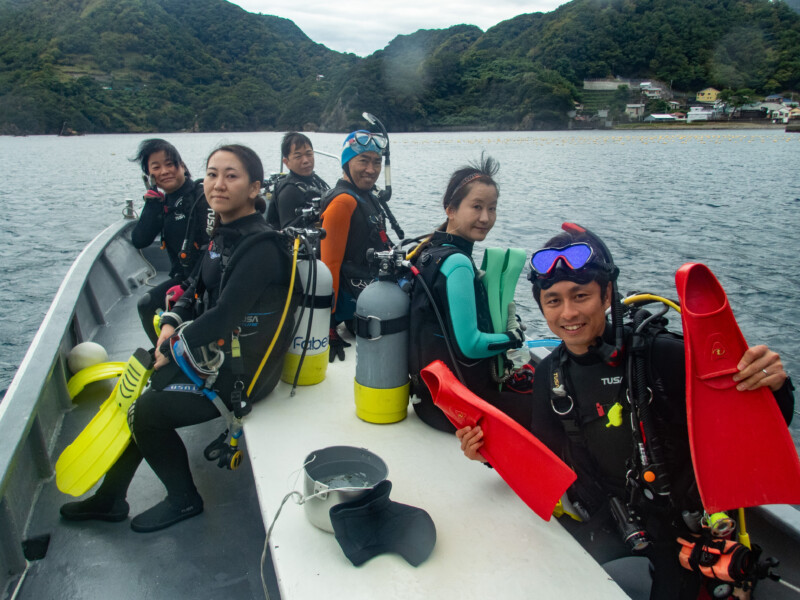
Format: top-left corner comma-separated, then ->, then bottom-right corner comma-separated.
733,344 -> 787,392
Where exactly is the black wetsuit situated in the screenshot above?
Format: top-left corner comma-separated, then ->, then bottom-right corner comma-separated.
530,326 -> 795,600
409,231 -> 532,432
266,171 -> 329,229
132,178 -> 214,344
97,213 -> 297,506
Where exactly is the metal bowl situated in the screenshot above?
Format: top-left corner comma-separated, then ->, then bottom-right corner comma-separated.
303,446 -> 388,533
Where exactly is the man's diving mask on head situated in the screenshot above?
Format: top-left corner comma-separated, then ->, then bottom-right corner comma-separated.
530,243 -> 594,278
341,130 -> 387,167
351,131 -> 387,150
527,242 -> 615,288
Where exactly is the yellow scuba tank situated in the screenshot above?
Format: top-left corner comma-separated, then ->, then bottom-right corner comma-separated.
281,257 -> 333,385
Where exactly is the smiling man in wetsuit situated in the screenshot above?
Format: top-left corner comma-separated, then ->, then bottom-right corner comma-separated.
266,132 -> 329,230
457,226 -> 795,600
319,130 -> 394,362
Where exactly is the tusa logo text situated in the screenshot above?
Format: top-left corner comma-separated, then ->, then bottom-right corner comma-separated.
601,376 -> 623,385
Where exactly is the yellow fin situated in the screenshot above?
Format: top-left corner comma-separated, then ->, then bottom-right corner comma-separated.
56,349 -> 153,496
67,362 -> 127,400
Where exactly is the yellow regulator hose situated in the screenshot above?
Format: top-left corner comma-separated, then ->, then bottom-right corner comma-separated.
247,237 -> 300,397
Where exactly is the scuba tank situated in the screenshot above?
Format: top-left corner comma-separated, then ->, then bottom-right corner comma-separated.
281,251 -> 333,385
280,200 -> 331,385
354,248 -> 410,423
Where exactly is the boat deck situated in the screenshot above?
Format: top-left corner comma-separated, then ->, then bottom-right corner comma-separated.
14,260 -> 277,599
243,340 -> 631,599
5,220 -> 800,599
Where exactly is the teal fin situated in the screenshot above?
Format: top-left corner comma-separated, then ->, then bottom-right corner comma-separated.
56,348 -> 153,496
481,248 -> 527,385
499,248 -> 527,321
481,248 -> 527,333
480,248 -> 507,333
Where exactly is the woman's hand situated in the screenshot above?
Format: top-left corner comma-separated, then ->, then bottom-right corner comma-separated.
732,345 -> 787,392
456,425 -> 487,463
154,324 -> 176,370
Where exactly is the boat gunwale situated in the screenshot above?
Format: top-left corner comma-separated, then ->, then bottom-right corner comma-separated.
0,219 -> 135,490
0,218 -> 144,596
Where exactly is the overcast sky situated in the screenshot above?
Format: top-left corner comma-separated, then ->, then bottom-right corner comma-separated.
228,0 -> 569,57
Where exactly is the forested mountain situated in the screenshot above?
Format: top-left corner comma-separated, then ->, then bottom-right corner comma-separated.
1,0 -> 799,134
0,0 -> 356,134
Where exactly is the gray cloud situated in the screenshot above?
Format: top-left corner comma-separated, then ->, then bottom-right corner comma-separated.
231,0 -> 566,56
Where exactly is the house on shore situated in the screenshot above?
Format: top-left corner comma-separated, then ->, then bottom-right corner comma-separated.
643,113 -> 677,122
687,105 -> 716,122
696,88 -> 720,103
625,104 -> 646,120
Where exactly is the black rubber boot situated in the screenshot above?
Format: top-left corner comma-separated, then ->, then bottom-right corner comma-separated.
130,493 -> 203,533
329,480 -> 436,566
60,493 -> 129,522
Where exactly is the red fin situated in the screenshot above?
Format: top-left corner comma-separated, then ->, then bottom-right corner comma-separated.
421,360 -> 576,520
676,262 -> 800,512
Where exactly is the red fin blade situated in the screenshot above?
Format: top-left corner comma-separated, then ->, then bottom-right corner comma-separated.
421,360 -> 577,520
676,262 -> 800,512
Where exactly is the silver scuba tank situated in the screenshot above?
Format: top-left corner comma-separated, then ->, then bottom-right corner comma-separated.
281,257 -> 333,385
353,249 -> 410,423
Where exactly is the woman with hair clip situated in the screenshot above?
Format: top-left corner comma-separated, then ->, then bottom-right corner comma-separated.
61,144 -> 298,533
408,155 -> 531,432
131,138 -> 214,345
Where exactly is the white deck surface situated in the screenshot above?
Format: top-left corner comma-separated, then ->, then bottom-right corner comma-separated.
244,341 -> 629,600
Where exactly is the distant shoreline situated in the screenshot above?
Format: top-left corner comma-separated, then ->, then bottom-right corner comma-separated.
612,121 -> 788,131
3,122 -> 793,138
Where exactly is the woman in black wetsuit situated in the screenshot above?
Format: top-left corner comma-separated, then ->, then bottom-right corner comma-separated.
61,144 -> 298,533
131,139 -> 214,344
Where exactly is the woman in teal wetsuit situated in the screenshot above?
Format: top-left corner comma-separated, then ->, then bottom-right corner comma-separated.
408,155 -> 531,432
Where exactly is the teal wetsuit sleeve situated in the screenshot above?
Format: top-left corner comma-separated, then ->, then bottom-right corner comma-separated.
441,253 -> 513,359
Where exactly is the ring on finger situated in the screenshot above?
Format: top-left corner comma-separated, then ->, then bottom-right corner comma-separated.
762,369 -> 769,376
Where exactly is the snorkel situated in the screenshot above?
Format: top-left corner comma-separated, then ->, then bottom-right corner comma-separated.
361,112 -> 404,240
362,112 -> 391,201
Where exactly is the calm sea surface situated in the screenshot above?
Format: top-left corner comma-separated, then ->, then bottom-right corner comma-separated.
1,130 -> 798,442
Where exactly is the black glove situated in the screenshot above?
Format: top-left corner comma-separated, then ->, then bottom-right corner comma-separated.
329,328 -> 351,362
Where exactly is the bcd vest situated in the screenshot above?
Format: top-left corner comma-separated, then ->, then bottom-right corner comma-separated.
408,235 -> 494,397
162,178 -> 213,279
321,180 -> 392,295
192,216 -> 298,399
267,172 -> 330,229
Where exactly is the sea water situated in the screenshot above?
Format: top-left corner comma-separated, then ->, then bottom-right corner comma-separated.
320,472 -> 374,490
1,130 -> 799,448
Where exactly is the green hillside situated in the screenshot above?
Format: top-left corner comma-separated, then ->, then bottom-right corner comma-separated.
1,0 -> 798,134
0,0 -> 356,134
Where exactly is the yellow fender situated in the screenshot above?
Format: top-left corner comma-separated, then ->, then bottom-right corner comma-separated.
56,348 -> 153,496
67,362 -> 127,400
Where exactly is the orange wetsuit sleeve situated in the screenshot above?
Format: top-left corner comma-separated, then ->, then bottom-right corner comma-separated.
320,193 -> 357,309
